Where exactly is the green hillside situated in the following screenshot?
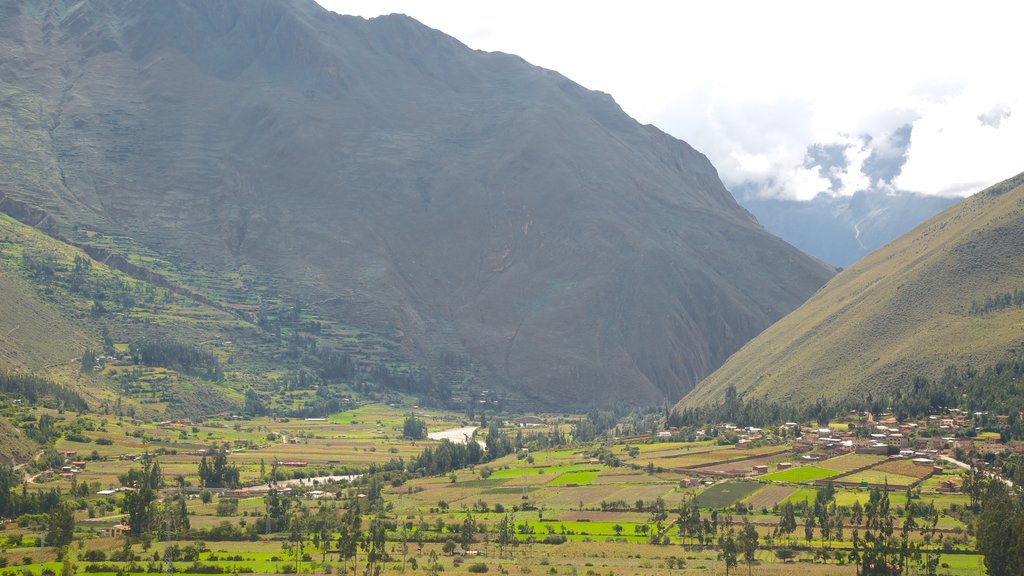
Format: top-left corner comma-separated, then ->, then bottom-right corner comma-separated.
679,172 -> 1024,410
0,210 -> 420,423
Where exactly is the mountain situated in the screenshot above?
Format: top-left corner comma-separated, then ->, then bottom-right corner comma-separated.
678,172 -> 1024,410
738,191 -> 961,269
0,0 -> 834,409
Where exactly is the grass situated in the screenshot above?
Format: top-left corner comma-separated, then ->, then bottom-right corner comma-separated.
548,470 -> 601,486
780,487 -> 820,505
760,465 -> 840,483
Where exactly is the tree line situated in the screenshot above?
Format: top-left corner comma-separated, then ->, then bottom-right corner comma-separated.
0,372 -> 87,411
130,339 -> 223,381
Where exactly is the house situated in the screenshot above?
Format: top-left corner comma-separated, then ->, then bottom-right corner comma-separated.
776,462 -> 793,470
752,465 -> 769,475
792,441 -> 812,453
71,461 -> 87,470
888,434 -> 909,448
106,524 -> 131,537
857,443 -> 890,455
678,477 -> 702,488
510,416 -> 544,427
912,458 -> 936,466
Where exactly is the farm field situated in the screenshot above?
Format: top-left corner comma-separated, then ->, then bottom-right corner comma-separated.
547,470 -> 601,485
744,485 -> 796,509
820,452 -> 886,472
1,398 -> 992,576
692,479 -> 763,508
760,465 -> 840,483
690,451 -> 789,474
873,458 -> 936,479
834,468 -> 921,488
647,444 -> 784,470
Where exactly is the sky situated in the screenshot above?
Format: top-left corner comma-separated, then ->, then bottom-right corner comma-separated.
316,1 -> 1024,201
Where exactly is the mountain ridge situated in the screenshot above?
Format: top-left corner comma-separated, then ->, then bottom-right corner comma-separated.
0,0 -> 834,408
679,171 -> 1024,410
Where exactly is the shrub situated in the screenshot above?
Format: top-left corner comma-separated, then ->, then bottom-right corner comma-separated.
83,551 -> 107,562
468,563 -> 489,573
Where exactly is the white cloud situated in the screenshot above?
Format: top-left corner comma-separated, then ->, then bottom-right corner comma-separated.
317,0 -> 1024,200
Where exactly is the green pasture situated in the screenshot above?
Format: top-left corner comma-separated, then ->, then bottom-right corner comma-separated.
760,465 -> 840,483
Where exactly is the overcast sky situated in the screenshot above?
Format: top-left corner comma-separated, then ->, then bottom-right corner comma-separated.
317,1 -> 1023,201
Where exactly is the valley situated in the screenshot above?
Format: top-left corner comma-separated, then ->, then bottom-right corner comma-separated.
0,398 -> 1004,575
0,0 -> 1019,575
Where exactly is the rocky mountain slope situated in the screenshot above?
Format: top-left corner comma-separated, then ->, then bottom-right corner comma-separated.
0,0 -> 834,408
679,173 -> 1024,410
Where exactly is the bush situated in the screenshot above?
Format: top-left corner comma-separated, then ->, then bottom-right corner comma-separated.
468,563 -> 489,573
83,551 -> 107,562
215,499 -> 238,516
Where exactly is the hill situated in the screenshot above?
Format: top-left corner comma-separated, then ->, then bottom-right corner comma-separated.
678,172 -> 1024,410
0,0 -> 833,408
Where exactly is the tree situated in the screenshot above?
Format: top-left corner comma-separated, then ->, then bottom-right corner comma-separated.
776,500 -> 797,543
311,505 -> 337,562
46,502 -> 75,548
737,518 -> 759,576
197,445 -> 240,488
976,479 -> 1020,576
403,415 -> 428,440
60,545 -> 77,576
337,502 -> 362,573
121,456 -> 160,536
802,502 -> 816,545
497,513 -> 516,558
857,483 -> 900,576
460,513 -> 477,551
718,525 -> 739,576
288,510 -> 308,574
962,464 -> 984,511
80,348 -> 97,373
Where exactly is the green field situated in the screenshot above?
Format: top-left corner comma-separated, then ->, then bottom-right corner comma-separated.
760,465 -> 840,483
548,470 -> 601,486
693,480 -> 763,508
780,487 -> 820,505
836,469 -> 920,487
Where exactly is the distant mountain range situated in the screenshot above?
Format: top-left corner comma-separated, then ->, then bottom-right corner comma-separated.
739,191 -> 961,269
0,0 -> 834,409
679,172 -> 1024,411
